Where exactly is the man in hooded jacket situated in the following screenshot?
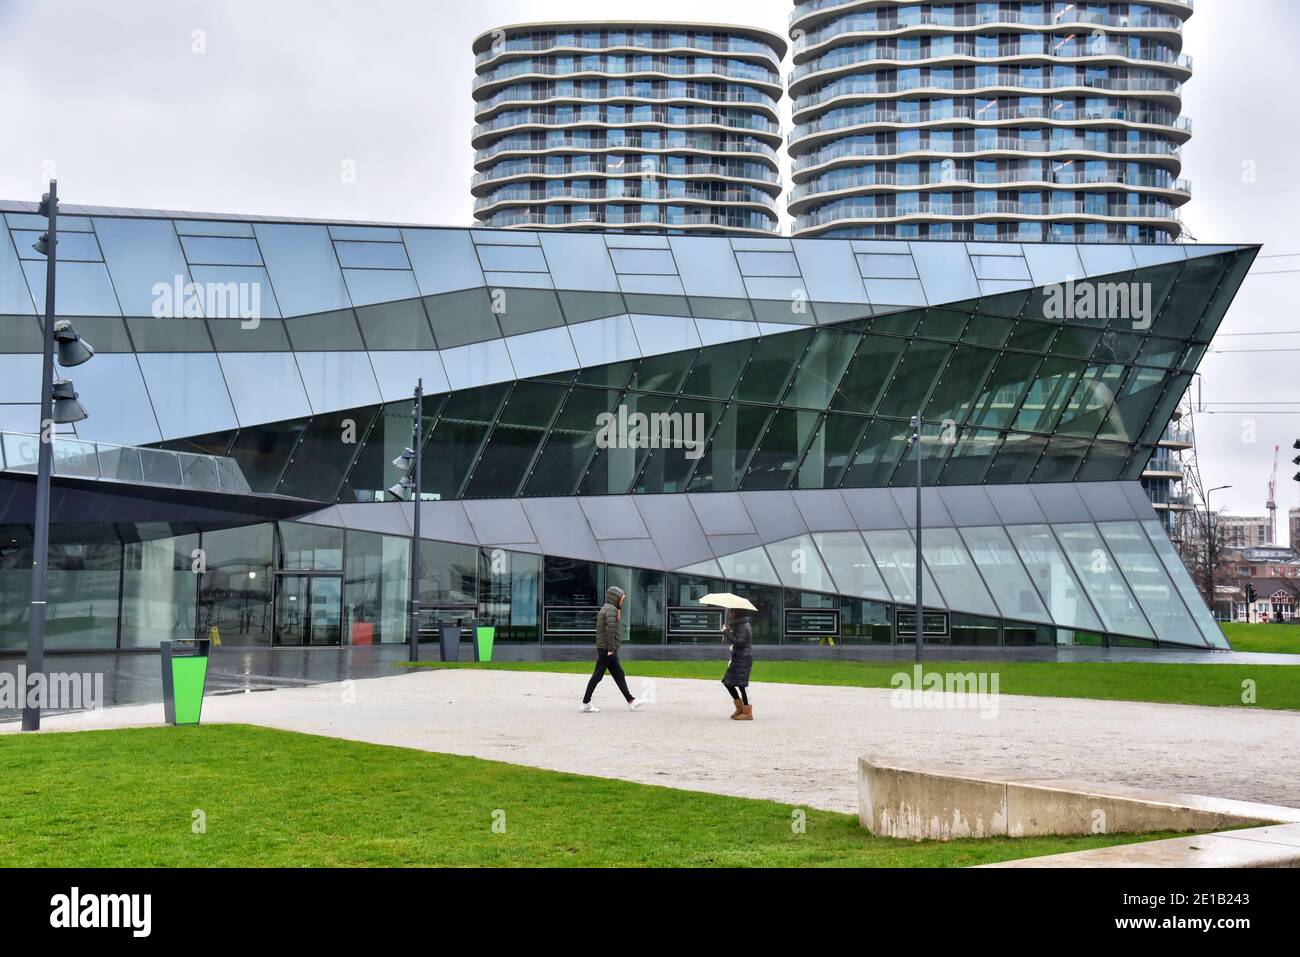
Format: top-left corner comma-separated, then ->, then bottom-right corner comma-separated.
580,585 -> 645,713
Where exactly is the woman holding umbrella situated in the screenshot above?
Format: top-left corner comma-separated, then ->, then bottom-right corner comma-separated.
699,594 -> 755,720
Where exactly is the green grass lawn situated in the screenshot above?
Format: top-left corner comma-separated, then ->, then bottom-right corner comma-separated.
1220,622 -> 1300,655
404,657 -> 1300,710
0,725 -> 1182,868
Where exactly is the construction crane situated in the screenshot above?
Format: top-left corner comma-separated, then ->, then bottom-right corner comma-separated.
1267,444 -> 1279,544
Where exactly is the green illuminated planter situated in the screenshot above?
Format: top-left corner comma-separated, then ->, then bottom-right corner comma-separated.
161,638 -> 211,725
475,626 -> 495,662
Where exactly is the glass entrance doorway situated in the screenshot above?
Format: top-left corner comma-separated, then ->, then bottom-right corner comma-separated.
274,575 -> 343,645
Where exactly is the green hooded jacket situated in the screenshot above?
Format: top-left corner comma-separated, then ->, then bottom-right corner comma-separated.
595,585 -> 626,652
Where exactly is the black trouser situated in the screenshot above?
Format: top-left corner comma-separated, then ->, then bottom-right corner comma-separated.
724,682 -> 749,705
584,650 -> 633,704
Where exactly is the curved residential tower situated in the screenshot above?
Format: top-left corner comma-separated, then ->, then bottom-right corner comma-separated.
472,22 -> 786,234
787,0 -> 1193,241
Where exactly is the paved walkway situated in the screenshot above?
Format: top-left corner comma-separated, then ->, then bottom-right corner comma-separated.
8,669 -> 1299,815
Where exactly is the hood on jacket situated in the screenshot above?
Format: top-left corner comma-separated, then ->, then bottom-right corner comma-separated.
605,585 -> 626,606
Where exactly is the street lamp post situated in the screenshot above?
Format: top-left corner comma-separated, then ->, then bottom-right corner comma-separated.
910,411 -> 924,663
23,181 -> 95,731
389,381 -> 424,663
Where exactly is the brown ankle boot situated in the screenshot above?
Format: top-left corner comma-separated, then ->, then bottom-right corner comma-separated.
730,698 -> 744,718
737,703 -> 753,721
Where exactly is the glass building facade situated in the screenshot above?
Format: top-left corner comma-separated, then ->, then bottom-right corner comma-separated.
787,0 -> 1194,241
472,22 -> 786,233
0,200 -> 1254,652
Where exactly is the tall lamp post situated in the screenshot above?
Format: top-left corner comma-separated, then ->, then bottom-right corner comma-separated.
389,381 -> 423,662
23,180 -> 96,731
909,411 -> 924,663
1203,484 -> 1231,623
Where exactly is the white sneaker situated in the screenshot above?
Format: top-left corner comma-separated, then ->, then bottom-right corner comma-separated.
628,698 -> 644,711
580,702 -> 599,713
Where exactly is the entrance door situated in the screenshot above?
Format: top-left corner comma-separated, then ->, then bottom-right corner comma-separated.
274,575 -> 343,646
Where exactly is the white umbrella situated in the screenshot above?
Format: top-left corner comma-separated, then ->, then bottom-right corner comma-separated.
697,593 -> 757,612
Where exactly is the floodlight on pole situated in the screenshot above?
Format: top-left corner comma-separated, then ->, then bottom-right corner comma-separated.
53,320 -> 94,367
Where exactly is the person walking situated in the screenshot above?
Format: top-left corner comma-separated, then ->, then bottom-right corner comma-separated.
721,608 -> 753,720
580,585 -> 644,713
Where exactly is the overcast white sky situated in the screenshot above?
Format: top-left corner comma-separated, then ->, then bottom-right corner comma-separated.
1,0 -> 1297,537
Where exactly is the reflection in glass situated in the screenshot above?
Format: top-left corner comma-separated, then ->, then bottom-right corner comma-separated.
1051,523 -> 1154,639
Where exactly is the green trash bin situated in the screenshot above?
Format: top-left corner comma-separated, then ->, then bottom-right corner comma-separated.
161,638 -> 211,726
475,625 -> 495,662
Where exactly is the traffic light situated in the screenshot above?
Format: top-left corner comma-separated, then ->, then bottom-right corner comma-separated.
1246,583 -> 1257,604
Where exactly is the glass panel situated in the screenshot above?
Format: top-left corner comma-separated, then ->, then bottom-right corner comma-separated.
478,548 -> 541,644
734,330 -> 811,403
420,384 -> 509,500
1098,522 -> 1202,647
958,526 -> 1051,624
494,287 -> 566,337
253,223 -> 350,316
794,412 -> 868,490
628,350 -> 694,394
355,299 -> 436,350
119,533 -> 200,648
782,329 -> 860,410
424,289 -> 500,348
924,346 -> 998,427
197,523 -> 275,646
741,408 -> 821,490
1054,363 -> 1125,438
603,565 -> 664,644
463,382 -> 567,498
93,217 -> 192,317
811,531 -> 891,601
1051,523 -> 1155,639
344,530 -> 410,645
938,428 -> 1000,485
278,407 -> 376,501
21,261 -> 121,315
874,339 -> 951,419
679,339 -> 753,399
950,612 -> 1000,646
830,335 -> 906,414
45,543 -> 121,650
841,419 -> 910,488
967,352 -> 1041,429
1098,366 -> 1166,442
1141,520 -> 1228,649
666,572 -> 726,645
764,534 -> 836,593
579,391 -> 675,495
840,597 -> 893,644
279,522 -> 344,570
984,432 -> 1047,484
861,529 -> 943,606
1005,524 -> 1104,632
1013,357 -> 1085,432
716,547 -> 781,587
919,527 -> 999,616
632,397 -> 724,494
339,397 -> 437,503
226,418 -> 308,492
727,580 -> 781,644
419,540 -> 479,605
686,403 -> 771,492
524,385 -> 621,497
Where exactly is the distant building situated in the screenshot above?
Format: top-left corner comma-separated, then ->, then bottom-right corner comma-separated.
1217,515 -> 1273,550
1290,507 -> 1300,554
1219,545 -> 1300,622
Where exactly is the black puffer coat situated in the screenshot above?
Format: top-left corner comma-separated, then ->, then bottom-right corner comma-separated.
722,614 -> 753,686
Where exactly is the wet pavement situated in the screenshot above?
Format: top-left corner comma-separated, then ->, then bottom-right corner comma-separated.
1,641 -> 1295,723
